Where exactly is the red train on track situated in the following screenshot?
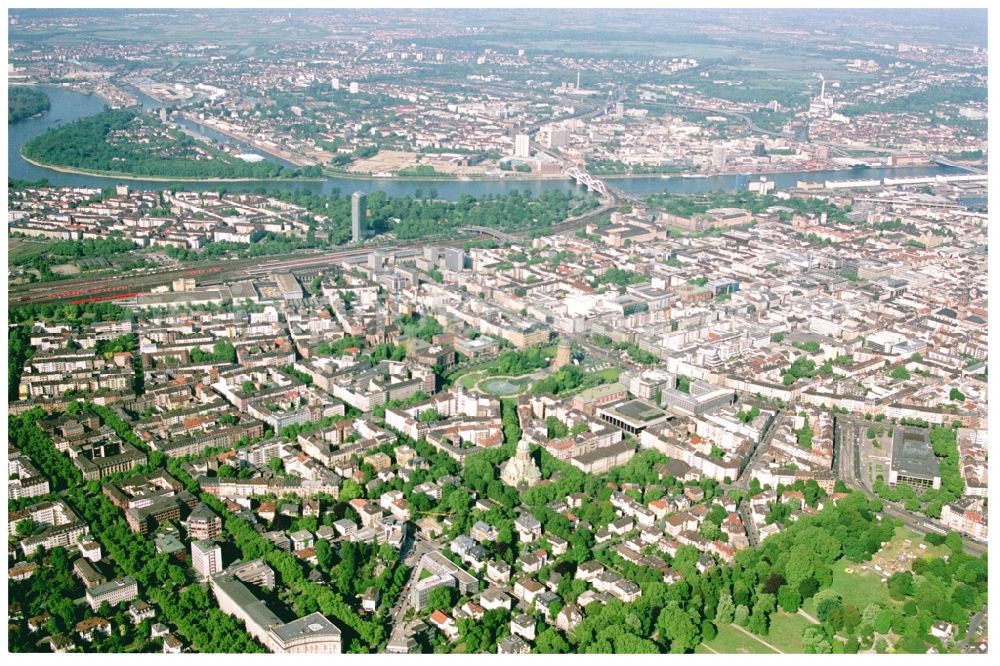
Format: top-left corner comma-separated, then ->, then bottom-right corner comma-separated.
70,292 -> 141,305
51,284 -> 128,299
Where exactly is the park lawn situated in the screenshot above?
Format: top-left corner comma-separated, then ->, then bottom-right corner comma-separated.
765,611 -> 814,653
802,561 -> 895,618
891,527 -> 951,561
588,368 -> 622,383
701,624 -> 778,654
803,525 -> 949,618
458,372 -> 484,389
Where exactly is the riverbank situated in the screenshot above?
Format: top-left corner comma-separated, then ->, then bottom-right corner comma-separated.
19,153 -> 325,183
321,168 -> 574,182
28,79 -> 137,109
11,85 -> 972,199
8,86 -> 51,125
20,145 -> 896,186
9,110 -> 49,124
179,113 -> 316,168
586,164 -> 928,179
325,162 -> 957,183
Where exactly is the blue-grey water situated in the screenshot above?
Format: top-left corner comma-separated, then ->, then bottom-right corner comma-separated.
10,85 -> 967,200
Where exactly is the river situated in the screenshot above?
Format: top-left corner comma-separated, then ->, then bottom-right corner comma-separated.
10,84 -> 967,200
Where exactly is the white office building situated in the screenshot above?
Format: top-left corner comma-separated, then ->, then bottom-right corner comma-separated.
514,133 -> 531,158
192,539 -> 223,580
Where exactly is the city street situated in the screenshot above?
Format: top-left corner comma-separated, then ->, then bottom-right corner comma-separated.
731,409 -> 782,491
959,605 -> 988,652
738,502 -> 760,547
386,532 -> 438,649
834,417 -> 986,558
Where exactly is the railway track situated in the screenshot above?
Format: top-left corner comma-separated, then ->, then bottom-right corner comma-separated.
10,202 -> 616,307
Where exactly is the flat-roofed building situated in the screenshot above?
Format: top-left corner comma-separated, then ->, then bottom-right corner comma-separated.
86,576 -> 139,611
888,427 -> 941,490
660,380 -> 735,417
192,539 -> 223,580
410,551 -> 478,611
10,499 -> 88,557
274,273 -> 303,301
73,558 -> 107,589
134,288 -> 229,310
351,192 -> 367,243
228,558 -> 276,589
454,336 -> 500,361
70,438 -> 147,481
210,567 -> 341,653
661,207 -> 752,232
569,440 -> 637,475
8,454 -> 50,500
103,470 -> 199,534
597,399 -> 669,435
269,614 -> 343,653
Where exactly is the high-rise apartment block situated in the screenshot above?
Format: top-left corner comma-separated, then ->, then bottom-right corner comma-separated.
514,133 -> 531,158
352,191 -> 367,243
192,539 -> 223,579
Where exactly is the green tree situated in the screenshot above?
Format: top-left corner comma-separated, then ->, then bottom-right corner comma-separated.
889,366 -> 911,381
546,416 -> 569,438
15,519 -> 41,538
816,595 -> 845,631
9,86 -> 51,123
887,571 -> 914,600
746,606 -> 770,636
339,479 -> 364,503
873,609 -> 894,634
418,409 -> 443,424
715,593 -> 735,624
535,628 -> 570,653
700,620 -> 717,642
803,627 -> 832,654
777,586 -> 801,613
315,539 -> 334,570
657,602 -> 700,653
426,585 -> 454,613
675,374 -> 691,394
